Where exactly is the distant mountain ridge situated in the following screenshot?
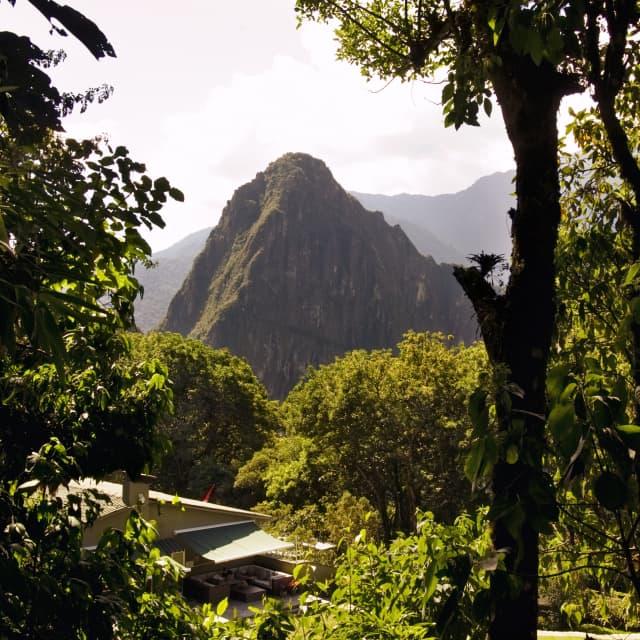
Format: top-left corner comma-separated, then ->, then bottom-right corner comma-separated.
135,171 -> 514,332
135,227 -> 212,333
352,170 -> 515,264
159,153 -> 477,398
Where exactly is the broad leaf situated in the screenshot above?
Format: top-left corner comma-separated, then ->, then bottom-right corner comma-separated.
594,472 -> 627,510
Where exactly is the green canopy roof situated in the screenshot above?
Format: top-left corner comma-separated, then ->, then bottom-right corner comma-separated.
176,521 -> 293,564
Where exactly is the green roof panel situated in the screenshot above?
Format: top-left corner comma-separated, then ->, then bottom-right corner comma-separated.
176,521 -> 293,564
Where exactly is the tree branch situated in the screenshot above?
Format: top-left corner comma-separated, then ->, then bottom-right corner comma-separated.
26,0 -> 115,59
540,563 -> 629,580
453,264 -> 503,361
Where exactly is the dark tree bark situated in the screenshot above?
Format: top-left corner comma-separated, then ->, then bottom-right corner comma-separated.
455,55 -> 574,640
588,0 -> 640,425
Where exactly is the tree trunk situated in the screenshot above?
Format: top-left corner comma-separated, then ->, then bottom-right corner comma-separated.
455,57 -> 567,640
396,471 -> 418,535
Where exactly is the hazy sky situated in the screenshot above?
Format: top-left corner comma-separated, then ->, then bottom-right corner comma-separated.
6,0 -> 520,251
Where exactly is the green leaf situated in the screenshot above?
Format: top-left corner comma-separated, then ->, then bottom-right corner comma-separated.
469,388 -> 489,434
423,560 -> 439,601
464,440 -> 485,486
442,82 -> 455,104
574,391 -> 587,420
216,597 -> 229,617
0,211 -> 8,246
616,423 -> 640,434
443,110 -> 457,128
153,176 -> 170,191
584,357 -> 601,373
615,424 -> 640,450
484,435 -> 498,469
594,472 -> 627,510
168,187 -> 184,202
548,402 -> 575,442
483,97 -> 492,117
560,382 -> 577,402
624,262 -> 640,286
146,372 -> 166,390
506,445 -> 518,464
547,363 -> 572,401
487,9 -> 504,45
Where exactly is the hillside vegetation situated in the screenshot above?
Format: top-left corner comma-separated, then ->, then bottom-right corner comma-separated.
160,152 -> 478,397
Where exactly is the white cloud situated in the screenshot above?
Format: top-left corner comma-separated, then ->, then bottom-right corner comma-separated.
140,35 -> 514,249
1,0 -> 515,251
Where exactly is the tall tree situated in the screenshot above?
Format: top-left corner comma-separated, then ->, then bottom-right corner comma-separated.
0,132 -> 183,476
280,332 -> 486,542
0,5 -> 224,637
581,4 -> 640,423
0,130 -> 195,636
295,2 -> 640,637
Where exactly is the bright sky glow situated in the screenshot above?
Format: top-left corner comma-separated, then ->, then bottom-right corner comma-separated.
4,0 -> 522,251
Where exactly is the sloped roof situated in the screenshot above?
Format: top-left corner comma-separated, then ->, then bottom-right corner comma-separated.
176,521 -> 293,564
149,487 -> 269,520
57,481 -> 127,517
156,536 -> 186,556
65,478 -> 269,521
60,479 -> 290,565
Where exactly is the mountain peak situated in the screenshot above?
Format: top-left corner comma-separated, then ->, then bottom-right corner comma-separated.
264,152 -> 334,181
160,154 -> 476,398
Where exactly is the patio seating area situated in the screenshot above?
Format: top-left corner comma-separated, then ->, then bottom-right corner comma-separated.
184,563 -> 294,605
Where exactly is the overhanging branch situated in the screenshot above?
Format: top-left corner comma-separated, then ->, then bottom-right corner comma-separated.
453,264 -> 503,360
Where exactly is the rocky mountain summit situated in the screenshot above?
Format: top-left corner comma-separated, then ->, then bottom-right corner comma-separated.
160,153 -> 477,398
135,172 -> 513,333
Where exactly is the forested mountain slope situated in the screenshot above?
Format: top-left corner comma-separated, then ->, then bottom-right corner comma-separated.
135,172 -> 513,331
135,227 -> 212,332
160,152 -> 477,398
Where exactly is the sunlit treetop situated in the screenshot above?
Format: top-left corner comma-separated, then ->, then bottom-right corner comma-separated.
295,0 -> 640,128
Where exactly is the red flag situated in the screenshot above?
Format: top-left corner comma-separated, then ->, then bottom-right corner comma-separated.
202,483 -> 216,503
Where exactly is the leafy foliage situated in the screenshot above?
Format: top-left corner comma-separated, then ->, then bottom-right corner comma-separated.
235,433 -> 326,510
0,5 -> 231,637
0,445 -> 234,639
0,0 -> 115,141
0,133 -> 181,366
127,332 -> 278,504
536,106 -> 640,628
293,510 -> 493,640
293,3 -> 640,636
0,128 -> 208,635
0,132 -> 183,478
294,0 -> 588,128
274,332 -> 487,541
